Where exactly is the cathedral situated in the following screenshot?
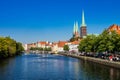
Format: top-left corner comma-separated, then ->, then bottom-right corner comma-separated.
73,10 -> 87,38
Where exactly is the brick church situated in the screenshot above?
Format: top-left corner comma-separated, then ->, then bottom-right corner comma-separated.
73,11 -> 87,39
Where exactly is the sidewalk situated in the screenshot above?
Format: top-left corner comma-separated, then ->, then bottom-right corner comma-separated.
60,53 -> 120,69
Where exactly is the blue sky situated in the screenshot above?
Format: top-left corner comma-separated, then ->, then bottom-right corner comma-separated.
0,0 -> 120,43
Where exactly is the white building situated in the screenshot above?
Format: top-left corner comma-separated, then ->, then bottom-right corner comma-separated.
67,41 -> 79,52
51,41 -> 67,53
23,44 -> 28,51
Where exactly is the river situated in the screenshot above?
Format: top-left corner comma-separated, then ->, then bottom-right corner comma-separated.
0,53 -> 120,80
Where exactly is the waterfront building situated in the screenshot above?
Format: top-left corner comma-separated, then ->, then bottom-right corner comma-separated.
23,44 -> 28,51
37,41 -> 52,48
51,42 -> 58,53
51,41 -> 68,53
67,41 -> 79,52
26,41 -> 52,51
27,43 -> 37,50
58,41 -> 68,52
26,40 -> 80,53
108,24 -> 120,34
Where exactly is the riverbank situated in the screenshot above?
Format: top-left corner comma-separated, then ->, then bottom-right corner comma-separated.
60,53 -> 120,69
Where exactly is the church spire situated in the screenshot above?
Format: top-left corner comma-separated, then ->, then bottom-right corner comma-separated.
73,22 -> 76,34
73,21 -> 79,38
75,21 -> 78,33
81,10 -> 86,27
80,10 -> 87,38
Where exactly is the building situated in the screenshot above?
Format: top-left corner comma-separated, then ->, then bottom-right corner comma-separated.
26,41 -> 52,51
25,40 -> 80,53
23,44 -> 28,51
73,21 -> 79,38
27,43 -> 37,50
51,41 -> 68,53
72,10 -> 87,39
51,42 -> 58,53
58,41 -> 68,52
108,24 -> 120,34
67,41 -> 79,52
37,41 -> 52,48
80,10 -> 87,38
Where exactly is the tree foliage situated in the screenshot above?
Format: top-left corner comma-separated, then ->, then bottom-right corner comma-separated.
70,37 -> 80,42
30,47 -> 51,51
63,45 -> 69,51
0,36 -> 24,58
78,30 -> 120,54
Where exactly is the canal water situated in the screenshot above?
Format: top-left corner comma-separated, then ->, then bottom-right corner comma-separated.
0,53 -> 120,80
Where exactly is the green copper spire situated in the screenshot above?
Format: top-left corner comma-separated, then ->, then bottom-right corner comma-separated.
75,21 -> 78,33
73,22 -> 76,33
81,10 -> 86,27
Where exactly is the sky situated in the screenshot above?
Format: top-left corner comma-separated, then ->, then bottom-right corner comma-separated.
0,0 -> 120,43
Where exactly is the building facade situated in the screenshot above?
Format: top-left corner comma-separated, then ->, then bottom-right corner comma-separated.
67,41 -> 79,52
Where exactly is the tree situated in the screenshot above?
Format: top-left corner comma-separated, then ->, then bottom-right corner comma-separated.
63,45 -> 69,51
70,37 -> 80,42
78,29 -> 120,55
0,36 -> 24,58
96,30 -> 115,53
47,47 -> 51,51
78,34 -> 97,53
38,47 -> 43,51
30,47 -> 34,50
44,47 -> 48,51
16,42 -> 24,55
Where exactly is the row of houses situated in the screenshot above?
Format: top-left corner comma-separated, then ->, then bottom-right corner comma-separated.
23,41 -> 80,53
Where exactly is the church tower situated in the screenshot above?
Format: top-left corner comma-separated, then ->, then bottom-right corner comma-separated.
80,10 -> 87,38
73,21 -> 79,38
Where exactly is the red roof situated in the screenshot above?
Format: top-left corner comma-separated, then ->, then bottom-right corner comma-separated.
38,41 -> 47,45
58,41 -> 67,47
51,42 -> 58,47
71,41 -> 79,45
27,43 -> 36,48
108,24 -> 120,34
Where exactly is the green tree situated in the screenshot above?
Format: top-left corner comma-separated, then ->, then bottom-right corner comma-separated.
96,30 -> 115,53
78,29 -> 120,55
63,45 -> 69,51
30,47 -> 34,50
38,47 -> 43,51
16,42 -> 24,55
78,34 -> 97,53
47,47 -> 51,51
0,36 -> 24,58
44,47 -> 48,51
70,37 -> 80,42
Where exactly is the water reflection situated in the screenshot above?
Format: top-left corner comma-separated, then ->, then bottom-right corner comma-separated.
79,60 -> 120,80
0,54 -> 120,80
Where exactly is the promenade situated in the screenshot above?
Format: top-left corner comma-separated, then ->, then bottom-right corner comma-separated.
60,53 -> 120,69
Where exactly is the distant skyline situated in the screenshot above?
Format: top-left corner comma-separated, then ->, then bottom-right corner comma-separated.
0,0 -> 120,43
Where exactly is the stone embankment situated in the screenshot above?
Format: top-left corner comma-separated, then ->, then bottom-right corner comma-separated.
60,53 -> 120,69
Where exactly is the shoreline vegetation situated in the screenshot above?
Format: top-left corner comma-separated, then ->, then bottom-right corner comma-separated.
78,30 -> 120,57
0,36 -> 24,59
